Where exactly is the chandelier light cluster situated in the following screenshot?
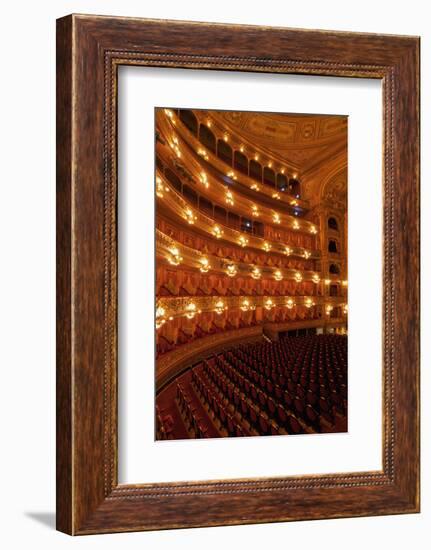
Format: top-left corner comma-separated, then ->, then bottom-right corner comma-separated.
325,304 -> 333,316
214,300 -> 226,315
156,176 -> 170,199
294,272 -> 303,283
264,298 -> 274,310
238,235 -> 248,248
274,270 -> 283,281
212,225 -> 223,239
197,148 -> 209,160
185,302 -> 201,320
167,247 -> 183,266
226,264 -> 238,277
185,207 -> 197,225
262,241 -> 271,252
199,172 -> 209,188
169,135 -> 181,158
156,306 -> 166,330
240,299 -> 256,312
251,266 -> 262,280
305,298 -> 315,308
225,189 -> 234,206
199,257 -> 211,273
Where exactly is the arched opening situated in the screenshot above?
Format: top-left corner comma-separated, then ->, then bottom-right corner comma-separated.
253,220 -> 264,238
217,139 -> 233,165
330,284 -> 339,297
329,263 -> 340,275
249,160 -> 262,183
328,240 -> 338,253
263,167 -> 276,187
199,125 -> 216,153
228,212 -> 241,231
233,150 -> 248,175
276,173 -> 288,191
199,196 -> 213,217
165,168 -> 182,193
328,217 -> 339,231
178,109 -> 198,136
240,217 -> 253,233
214,205 -> 227,225
289,178 -> 301,197
183,185 -> 198,207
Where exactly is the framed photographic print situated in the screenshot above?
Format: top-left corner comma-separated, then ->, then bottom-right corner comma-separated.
56,14 -> 420,534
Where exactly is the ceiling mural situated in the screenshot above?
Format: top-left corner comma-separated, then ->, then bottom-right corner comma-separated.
211,110 -> 347,175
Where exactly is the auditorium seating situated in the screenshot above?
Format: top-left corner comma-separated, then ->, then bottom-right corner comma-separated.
156,334 -> 348,439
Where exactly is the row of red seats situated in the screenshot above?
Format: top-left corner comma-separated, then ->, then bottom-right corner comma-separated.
155,404 -> 174,440
176,383 -> 210,438
196,363 -> 300,436
192,370 -> 248,437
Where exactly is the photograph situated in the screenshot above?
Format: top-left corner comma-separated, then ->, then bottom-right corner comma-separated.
155,107 -> 348,440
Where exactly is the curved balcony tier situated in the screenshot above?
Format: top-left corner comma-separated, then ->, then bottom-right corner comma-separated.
156,173 -> 320,259
156,294 -> 346,322
157,230 -> 322,285
157,109 -> 313,216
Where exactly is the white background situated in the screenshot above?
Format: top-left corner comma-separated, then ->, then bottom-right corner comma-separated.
119,68 -> 382,483
0,1 -> 428,548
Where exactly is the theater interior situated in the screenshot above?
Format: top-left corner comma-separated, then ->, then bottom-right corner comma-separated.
155,107 -> 348,440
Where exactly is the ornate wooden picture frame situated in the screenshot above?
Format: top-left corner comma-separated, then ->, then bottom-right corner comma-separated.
56,14 -> 420,535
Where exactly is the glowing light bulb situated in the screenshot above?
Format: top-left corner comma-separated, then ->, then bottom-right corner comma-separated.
167,247 -> 183,266
185,208 -> 197,225
265,298 -> 274,310
156,306 -> 166,329
226,264 -> 237,277
199,257 -> 210,273
238,235 -> 248,248
286,298 -> 295,309
199,172 -> 209,188
213,225 -> 223,239
251,266 -> 261,280
215,300 -> 225,314
225,189 -> 234,206
240,299 -> 250,312
185,303 -> 197,319
274,270 -> 283,281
